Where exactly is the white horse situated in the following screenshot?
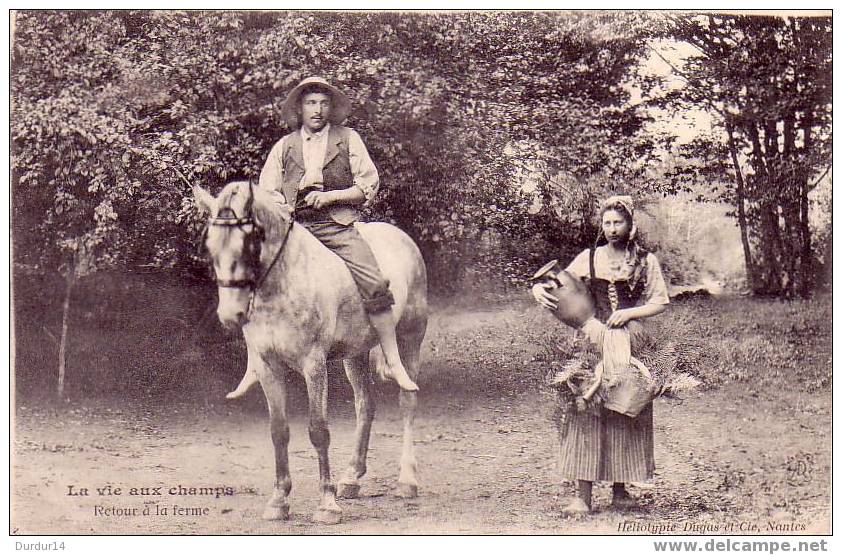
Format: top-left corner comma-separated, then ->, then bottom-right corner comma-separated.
194,180 -> 427,524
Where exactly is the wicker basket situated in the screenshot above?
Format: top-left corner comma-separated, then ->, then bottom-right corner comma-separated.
603,358 -> 659,417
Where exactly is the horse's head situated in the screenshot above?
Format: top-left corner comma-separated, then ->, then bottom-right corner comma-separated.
193,180 -> 292,328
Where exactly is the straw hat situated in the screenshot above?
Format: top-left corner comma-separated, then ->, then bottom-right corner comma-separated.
280,77 -> 352,129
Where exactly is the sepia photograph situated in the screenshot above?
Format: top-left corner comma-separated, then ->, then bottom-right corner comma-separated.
9,9 -> 832,540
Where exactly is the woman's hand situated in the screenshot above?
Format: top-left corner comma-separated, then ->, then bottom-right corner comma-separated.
606,303 -> 666,327
606,309 -> 634,328
532,282 -> 559,310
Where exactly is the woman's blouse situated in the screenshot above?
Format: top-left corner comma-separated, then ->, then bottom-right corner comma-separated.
564,246 -> 670,306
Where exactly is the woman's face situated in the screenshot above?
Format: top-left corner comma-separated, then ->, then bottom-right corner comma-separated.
602,208 -> 631,245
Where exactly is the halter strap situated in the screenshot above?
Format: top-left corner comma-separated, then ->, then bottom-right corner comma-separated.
204,181 -> 295,316
217,278 -> 257,289
209,216 -> 255,227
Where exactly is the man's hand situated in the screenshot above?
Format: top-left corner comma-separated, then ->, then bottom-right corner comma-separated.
606,309 -> 634,328
303,190 -> 335,209
532,282 -> 559,310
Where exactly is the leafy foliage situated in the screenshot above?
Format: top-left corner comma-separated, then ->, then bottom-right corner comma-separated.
12,10 -> 658,290
655,14 -> 832,298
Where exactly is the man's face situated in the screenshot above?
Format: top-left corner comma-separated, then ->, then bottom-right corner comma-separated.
299,92 -> 332,133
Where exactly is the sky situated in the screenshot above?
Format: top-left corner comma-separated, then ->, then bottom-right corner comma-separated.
630,39 -> 716,146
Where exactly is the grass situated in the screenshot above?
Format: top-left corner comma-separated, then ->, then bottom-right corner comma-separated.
422,293 -> 832,396
13,270 -> 832,402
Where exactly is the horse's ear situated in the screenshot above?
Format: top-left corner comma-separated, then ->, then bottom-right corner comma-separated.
192,185 -> 216,216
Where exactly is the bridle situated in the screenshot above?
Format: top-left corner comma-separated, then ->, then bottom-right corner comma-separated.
205,180 -> 294,312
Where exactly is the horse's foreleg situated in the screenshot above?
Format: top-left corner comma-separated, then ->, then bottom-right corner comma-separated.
258,365 -> 292,520
397,389 -> 419,498
338,353 -> 375,499
396,332 -> 423,498
303,359 -> 341,524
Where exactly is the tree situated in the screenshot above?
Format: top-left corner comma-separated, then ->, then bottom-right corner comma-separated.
657,14 -> 831,297
12,11 -> 144,395
13,10 -> 661,296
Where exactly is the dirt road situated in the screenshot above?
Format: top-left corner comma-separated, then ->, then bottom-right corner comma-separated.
11,301 -> 831,534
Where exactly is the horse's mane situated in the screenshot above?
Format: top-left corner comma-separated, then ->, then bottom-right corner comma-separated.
252,185 -> 293,236
217,180 -> 292,237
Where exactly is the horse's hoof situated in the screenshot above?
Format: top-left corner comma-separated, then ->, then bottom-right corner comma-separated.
262,503 -> 290,521
313,508 -> 342,525
396,483 -> 418,498
337,482 -> 361,499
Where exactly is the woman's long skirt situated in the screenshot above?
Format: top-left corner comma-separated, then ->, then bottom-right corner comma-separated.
558,402 -> 654,482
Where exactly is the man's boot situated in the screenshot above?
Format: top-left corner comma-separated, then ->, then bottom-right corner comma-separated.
368,310 -> 419,391
226,342 -> 260,400
226,368 -> 259,399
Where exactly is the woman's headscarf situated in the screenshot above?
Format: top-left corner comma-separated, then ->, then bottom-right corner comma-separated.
597,195 -> 648,291
600,195 -> 636,238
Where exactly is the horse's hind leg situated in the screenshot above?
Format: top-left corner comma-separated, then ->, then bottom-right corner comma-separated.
396,326 -> 425,498
258,364 -> 293,520
338,353 -> 375,499
303,358 -> 342,524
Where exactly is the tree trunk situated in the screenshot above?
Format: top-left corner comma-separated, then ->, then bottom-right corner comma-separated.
821,228 -> 832,290
57,261 -> 76,397
745,123 -> 786,295
782,108 -> 808,297
798,120 -> 815,297
758,201 -> 785,296
797,187 -> 812,296
725,122 -> 757,292
776,173 -> 797,298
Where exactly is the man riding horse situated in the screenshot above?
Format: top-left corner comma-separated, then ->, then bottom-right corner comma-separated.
227,76 -> 418,396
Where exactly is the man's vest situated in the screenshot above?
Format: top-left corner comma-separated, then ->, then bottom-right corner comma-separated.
280,125 -> 360,225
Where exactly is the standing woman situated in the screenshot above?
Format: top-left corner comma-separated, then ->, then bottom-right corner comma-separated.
532,195 -> 670,513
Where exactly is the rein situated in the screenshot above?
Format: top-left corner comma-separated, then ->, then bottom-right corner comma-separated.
252,219 -> 294,293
